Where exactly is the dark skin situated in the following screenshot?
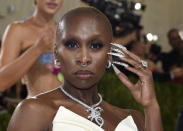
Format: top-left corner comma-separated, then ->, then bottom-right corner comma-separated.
8,8 -> 162,131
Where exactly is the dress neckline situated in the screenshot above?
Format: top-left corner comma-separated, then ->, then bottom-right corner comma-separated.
52,106 -> 138,131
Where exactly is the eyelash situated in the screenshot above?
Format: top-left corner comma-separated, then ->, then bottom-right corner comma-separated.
89,42 -> 104,50
64,40 -> 79,49
64,40 -> 104,50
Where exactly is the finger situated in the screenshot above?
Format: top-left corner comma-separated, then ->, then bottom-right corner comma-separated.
124,65 -> 145,78
118,56 -> 140,68
110,43 -> 140,62
120,48 -> 141,62
118,72 -> 135,90
107,52 -> 140,68
110,43 -> 127,50
112,64 -> 134,89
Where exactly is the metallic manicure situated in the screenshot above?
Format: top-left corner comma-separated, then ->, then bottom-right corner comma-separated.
110,43 -> 127,50
107,52 -> 125,58
112,61 -> 129,67
111,47 -> 125,56
112,64 -> 121,75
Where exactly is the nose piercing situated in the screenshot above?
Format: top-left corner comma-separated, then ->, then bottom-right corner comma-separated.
81,63 -> 88,68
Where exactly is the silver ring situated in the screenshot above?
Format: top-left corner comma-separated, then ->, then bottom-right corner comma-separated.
81,63 -> 87,68
141,60 -> 148,68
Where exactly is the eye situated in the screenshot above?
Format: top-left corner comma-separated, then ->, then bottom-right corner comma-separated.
64,39 -> 79,49
89,41 -> 104,51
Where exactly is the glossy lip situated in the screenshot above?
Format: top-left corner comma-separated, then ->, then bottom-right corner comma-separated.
46,2 -> 58,9
74,70 -> 94,80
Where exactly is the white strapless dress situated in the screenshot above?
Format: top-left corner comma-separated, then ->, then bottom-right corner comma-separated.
52,106 -> 138,131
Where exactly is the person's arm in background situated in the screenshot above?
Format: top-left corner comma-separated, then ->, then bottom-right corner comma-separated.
0,23 -> 55,92
0,44 -> 43,92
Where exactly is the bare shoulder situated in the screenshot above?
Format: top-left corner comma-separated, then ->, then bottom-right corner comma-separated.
3,18 -> 33,38
7,93 -> 57,131
5,21 -> 26,34
17,96 -> 54,114
2,21 -> 28,46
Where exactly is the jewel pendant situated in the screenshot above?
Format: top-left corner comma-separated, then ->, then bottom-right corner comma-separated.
87,106 -> 104,127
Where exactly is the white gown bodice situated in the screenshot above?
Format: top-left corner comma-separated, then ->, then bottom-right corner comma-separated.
52,106 -> 138,131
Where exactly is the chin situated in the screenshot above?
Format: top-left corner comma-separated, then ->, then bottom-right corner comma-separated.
73,80 -> 98,90
43,7 -> 59,15
46,10 -> 58,15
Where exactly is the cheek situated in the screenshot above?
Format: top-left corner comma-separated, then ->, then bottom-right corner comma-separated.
59,53 -> 73,70
59,55 -> 74,80
92,54 -> 108,74
57,47 -> 73,72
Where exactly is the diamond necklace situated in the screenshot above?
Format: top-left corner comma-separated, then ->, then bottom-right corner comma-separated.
60,85 -> 104,128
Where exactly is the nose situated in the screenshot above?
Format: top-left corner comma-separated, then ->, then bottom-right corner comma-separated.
76,48 -> 92,67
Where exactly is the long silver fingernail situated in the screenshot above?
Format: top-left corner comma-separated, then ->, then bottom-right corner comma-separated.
110,43 -> 127,50
112,61 -> 129,67
111,47 -> 125,56
112,64 -> 121,75
107,52 -> 125,58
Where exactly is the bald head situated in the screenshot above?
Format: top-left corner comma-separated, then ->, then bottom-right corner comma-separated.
56,7 -> 113,43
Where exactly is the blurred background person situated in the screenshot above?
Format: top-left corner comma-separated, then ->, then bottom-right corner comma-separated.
159,28 -> 183,85
0,0 -> 64,98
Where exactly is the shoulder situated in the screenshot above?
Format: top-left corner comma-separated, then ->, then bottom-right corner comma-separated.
2,22 -> 26,44
4,21 -> 26,33
3,19 -> 33,38
18,88 -> 63,110
18,97 -> 52,113
11,97 -> 54,121
7,96 -> 55,131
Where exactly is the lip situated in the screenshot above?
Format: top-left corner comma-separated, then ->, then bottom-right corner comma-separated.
46,2 -> 58,9
74,70 -> 94,80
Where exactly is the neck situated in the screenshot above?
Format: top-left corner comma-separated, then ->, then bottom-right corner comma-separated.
62,81 -> 100,106
32,8 -> 55,27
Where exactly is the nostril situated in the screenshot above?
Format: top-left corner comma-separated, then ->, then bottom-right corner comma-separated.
76,49 -> 92,67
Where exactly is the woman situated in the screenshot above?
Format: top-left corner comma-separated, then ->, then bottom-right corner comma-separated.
7,7 -> 163,131
0,0 -> 64,97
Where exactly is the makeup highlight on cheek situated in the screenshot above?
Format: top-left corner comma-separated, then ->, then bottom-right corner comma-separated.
71,59 -> 75,65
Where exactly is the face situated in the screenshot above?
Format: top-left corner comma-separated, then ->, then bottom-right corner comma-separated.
55,16 -> 112,89
35,0 -> 63,15
169,31 -> 182,50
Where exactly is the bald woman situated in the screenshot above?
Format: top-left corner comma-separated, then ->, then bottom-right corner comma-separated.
8,7 -> 163,131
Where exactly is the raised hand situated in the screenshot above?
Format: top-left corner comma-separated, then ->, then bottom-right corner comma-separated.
108,43 -> 158,108
35,26 -> 56,52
